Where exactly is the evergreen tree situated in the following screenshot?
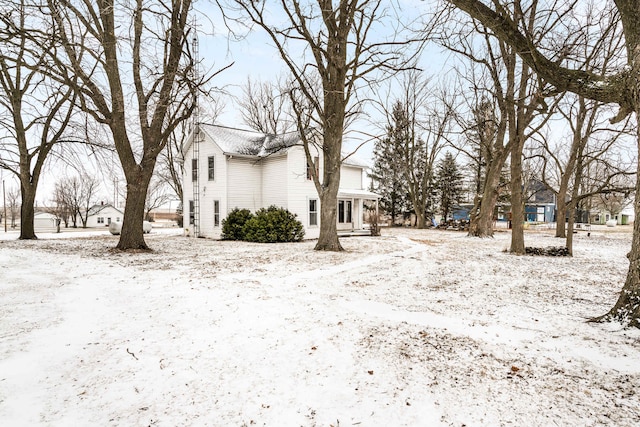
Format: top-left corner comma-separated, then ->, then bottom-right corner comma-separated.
372,98 -> 445,228
436,152 -> 464,221
370,101 -> 410,225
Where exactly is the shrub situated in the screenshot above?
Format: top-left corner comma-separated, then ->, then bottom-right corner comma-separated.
242,205 -> 305,243
221,208 -> 254,240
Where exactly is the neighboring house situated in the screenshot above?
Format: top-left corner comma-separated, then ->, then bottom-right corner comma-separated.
34,212 -> 58,230
524,179 -> 556,223
590,203 -> 634,225
84,203 -> 124,228
147,206 -> 181,225
182,124 -> 379,239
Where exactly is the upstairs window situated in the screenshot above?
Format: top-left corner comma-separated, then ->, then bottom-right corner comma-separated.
208,156 -> 215,181
192,158 -> 198,182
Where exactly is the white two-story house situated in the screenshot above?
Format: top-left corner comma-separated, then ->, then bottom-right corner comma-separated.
182,124 -> 379,239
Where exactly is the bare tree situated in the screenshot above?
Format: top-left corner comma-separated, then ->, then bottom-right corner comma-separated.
544,94 -> 633,248
396,73 -> 453,228
6,186 -> 20,228
462,93 -> 511,237
443,20 -> 512,238
565,153 -> 635,253
448,0 -> 640,326
157,123 -> 187,206
0,0 -> 77,239
158,102 -> 224,205
54,173 -> 99,228
50,182 -> 73,227
75,174 -> 99,228
145,178 -> 173,221
47,0 -> 217,250
238,75 -> 296,135
598,191 -> 632,222
447,6 -> 560,252
537,5 -> 627,240
231,0 -> 424,251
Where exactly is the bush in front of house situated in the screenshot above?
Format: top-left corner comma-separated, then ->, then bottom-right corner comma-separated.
221,208 -> 254,240
242,205 -> 305,243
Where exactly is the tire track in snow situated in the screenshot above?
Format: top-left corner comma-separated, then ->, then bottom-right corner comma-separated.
218,235 -> 426,287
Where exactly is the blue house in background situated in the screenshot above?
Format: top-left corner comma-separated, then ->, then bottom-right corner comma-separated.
452,205 -> 472,221
448,179 -> 556,225
524,179 -> 556,223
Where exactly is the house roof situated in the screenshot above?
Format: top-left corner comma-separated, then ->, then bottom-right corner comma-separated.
34,212 -> 58,219
87,204 -> 123,216
185,124 -> 373,171
342,156 -> 370,169
338,188 -> 381,200
197,124 -> 302,157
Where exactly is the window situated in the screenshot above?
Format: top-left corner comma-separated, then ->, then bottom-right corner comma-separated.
116,217 -> 120,222
306,156 -> 319,180
338,200 -> 352,224
192,158 -> 198,182
309,199 -> 318,226
97,217 -> 104,224
208,156 -> 215,181
107,217 -> 112,225
189,200 -> 195,224
214,200 -> 220,227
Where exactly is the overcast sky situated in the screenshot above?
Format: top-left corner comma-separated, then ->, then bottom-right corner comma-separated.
195,1 -> 445,161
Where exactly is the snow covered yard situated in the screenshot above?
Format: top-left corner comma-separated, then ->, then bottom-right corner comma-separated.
0,227 -> 638,426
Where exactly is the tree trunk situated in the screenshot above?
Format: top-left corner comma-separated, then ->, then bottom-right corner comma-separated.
509,141 -> 525,254
556,99 -> 587,239
315,127 -> 343,252
114,173 -> 149,250
19,183 -> 37,240
468,138 -> 509,238
566,203 -> 574,256
468,166 -> 501,237
116,167 -> 154,251
415,207 -> 426,229
556,195 -> 567,238
316,189 -> 342,251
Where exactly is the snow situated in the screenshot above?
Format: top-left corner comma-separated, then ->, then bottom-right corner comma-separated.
1,226 -> 639,426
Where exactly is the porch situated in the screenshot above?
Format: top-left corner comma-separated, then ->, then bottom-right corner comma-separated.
336,188 -> 380,236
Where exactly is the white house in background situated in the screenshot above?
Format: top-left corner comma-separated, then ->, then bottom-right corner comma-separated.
34,211 -> 58,230
182,124 -> 379,239
591,203 -> 635,226
84,203 -> 123,228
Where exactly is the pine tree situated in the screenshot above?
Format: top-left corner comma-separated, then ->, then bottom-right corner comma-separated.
436,152 -> 464,221
370,104 -> 409,225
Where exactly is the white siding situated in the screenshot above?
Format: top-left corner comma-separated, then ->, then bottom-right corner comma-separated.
286,146 -> 322,237
183,134 -> 228,238
262,155 -> 288,208
86,207 -> 122,228
182,128 -> 372,240
339,164 -> 363,190
227,157 -> 262,211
